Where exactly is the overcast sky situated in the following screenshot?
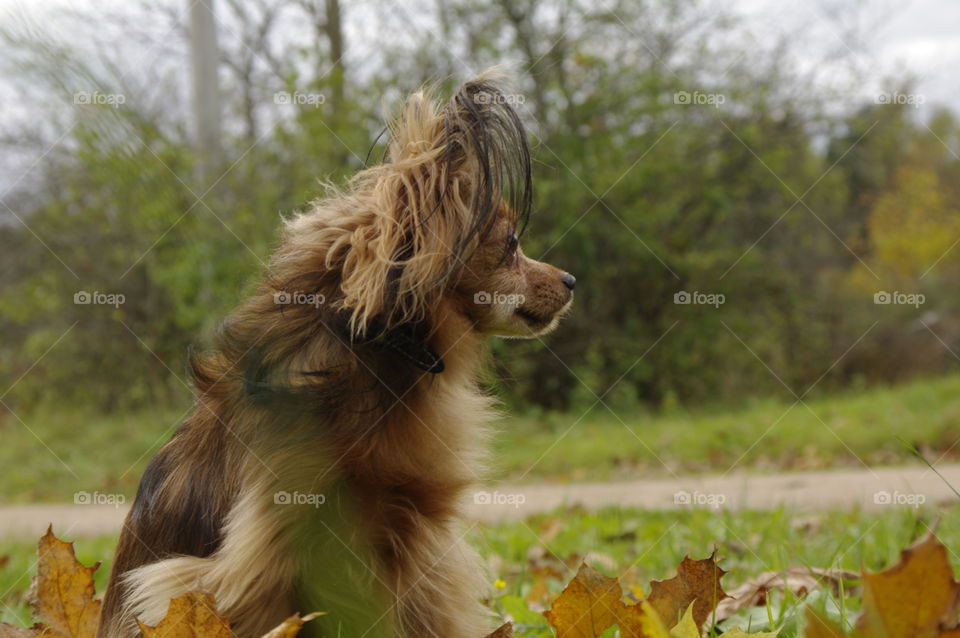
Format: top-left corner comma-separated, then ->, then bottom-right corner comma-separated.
733,0 -> 960,109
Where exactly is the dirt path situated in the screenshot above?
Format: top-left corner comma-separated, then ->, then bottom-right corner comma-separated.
1,464 -> 957,538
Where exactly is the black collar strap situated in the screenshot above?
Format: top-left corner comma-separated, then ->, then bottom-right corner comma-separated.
379,325 -> 445,374
328,312 -> 446,375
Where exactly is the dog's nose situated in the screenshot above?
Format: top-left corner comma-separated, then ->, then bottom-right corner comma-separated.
561,273 -> 576,291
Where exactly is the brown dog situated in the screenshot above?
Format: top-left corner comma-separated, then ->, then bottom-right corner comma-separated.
98,72 -> 574,638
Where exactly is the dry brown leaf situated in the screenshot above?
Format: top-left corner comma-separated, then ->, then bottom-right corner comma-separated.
258,612 -> 324,638
25,527 -> 100,638
856,531 -> 960,638
647,551 -> 729,629
483,621 -> 514,637
137,592 -> 230,638
543,564 -> 624,637
715,567 -> 858,622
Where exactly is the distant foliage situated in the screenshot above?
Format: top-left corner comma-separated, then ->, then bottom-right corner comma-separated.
2,0 -> 959,413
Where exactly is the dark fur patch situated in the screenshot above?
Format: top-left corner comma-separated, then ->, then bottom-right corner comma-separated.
437,78 -> 533,280
99,419 -> 236,631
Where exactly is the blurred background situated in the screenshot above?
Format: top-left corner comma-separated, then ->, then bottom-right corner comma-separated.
2,0 -> 960,498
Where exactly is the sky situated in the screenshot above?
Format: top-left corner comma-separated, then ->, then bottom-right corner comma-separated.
730,0 -> 960,109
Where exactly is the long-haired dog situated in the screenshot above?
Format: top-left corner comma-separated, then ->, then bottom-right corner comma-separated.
98,72 -> 574,638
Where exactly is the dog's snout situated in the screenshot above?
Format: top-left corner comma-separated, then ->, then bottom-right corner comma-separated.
561,273 -> 576,291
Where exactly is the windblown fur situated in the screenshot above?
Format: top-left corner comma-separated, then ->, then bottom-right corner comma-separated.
99,71 -> 574,638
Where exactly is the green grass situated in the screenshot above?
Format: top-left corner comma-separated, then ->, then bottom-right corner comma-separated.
477,505 -> 960,636
0,407 -> 187,503
2,374 -> 960,503
493,374 -> 960,481
1,505 -> 957,635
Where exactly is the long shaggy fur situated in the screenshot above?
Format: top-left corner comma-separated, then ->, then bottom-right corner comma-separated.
99,71 -> 573,638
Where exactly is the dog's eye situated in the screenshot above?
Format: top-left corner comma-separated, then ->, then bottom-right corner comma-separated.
506,232 -> 519,254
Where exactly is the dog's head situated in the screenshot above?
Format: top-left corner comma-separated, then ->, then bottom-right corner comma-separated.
283,73 -> 573,368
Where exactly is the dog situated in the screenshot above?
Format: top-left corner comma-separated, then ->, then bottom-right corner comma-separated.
98,72 -> 575,638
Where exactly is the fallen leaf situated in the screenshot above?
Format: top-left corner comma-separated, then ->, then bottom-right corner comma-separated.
647,552 -> 729,629
259,612 -> 324,638
714,567 -> 858,622
543,564 -> 623,637
137,592 -> 230,638
26,527 -> 100,638
856,532 -> 960,638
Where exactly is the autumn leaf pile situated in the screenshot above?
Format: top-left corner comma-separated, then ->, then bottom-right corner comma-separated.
2,528 -> 959,637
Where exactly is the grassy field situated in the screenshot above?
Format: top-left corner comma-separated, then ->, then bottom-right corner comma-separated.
1,504 -> 957,634
495,374 -> 960,481
2,374 -> 960,503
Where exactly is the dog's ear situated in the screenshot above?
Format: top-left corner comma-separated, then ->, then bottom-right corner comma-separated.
337,72 -> 532,340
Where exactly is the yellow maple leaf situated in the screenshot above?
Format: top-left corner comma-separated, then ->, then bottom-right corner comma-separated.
26,527 -> 101,638
856,532 -> 960,638
543,564 -> 624,637
137,592 -> 231,638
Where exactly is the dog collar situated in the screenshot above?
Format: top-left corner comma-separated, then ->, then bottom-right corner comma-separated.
380,325 -> 445,374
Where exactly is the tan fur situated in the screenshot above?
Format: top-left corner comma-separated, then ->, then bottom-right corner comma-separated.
99,72 -> 574,638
